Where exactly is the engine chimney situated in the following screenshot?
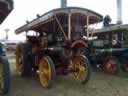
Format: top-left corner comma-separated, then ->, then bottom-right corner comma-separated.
61,0 -> 67,8
117,0 -> 122,24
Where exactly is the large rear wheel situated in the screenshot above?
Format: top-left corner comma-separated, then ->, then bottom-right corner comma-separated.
0,56 -> 10,94
72,55 -> 91,84
15,43 -> 32,77
39,56 -> 55,88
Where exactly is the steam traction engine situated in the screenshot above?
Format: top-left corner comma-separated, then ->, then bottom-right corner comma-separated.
15,7 -> 102,88
88,25 -> 128,74
0,0 -> 13,94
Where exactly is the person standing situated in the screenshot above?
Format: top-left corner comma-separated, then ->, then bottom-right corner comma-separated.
103,15 -> 111,27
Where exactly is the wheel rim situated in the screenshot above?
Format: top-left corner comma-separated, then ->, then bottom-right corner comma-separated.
15,45 -> 23,74
72,56 -> 87,82
103,57 -> 117,74
39,57 -> 51,88
0,61 -> 4,94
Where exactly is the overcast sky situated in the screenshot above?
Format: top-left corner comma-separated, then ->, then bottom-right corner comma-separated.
0,0 -> 128,40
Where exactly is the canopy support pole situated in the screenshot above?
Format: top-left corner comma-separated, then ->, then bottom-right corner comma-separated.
54,14 -> 68,40
68,13 -> 71,40
86,16 -> 89,40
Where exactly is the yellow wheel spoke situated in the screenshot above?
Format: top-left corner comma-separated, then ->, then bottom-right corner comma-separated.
16,45 -> 24,74
39,57 -> 52,88
76,75 -> 80,80
74,72 -> 79,80
72,56 -> 88,82
79,66 -> 86,72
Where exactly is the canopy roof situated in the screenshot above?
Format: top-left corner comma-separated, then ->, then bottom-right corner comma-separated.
0,0 -> 14,24
93,24 -> 128,34
15,7 -> 103,34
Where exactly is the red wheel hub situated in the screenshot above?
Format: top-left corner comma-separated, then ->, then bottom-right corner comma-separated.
103,57 -> 118,74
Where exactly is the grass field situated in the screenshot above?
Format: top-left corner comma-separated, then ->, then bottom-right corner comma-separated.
6,52 -> 128,96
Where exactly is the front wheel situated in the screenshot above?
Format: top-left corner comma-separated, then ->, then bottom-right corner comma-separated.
71,55 -> 91,84
0,56 -> 10,94
39,56 -> 56,88
103,56 -> 120,74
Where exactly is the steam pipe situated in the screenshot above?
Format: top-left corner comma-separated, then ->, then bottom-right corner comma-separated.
117,0 -> 122,24
61,0 -> 67,8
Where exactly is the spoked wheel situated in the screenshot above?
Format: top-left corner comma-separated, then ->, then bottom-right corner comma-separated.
15,43 -> 32,76
16,45 -> 23,74
71,55 -> 91,84
0,56 -> 10,94
0,63 -> 4,94
39,56 -> 55,88
103,56 -> 120,74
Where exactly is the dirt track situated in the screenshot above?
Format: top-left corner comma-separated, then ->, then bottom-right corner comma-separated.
4,52 -> 128,96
